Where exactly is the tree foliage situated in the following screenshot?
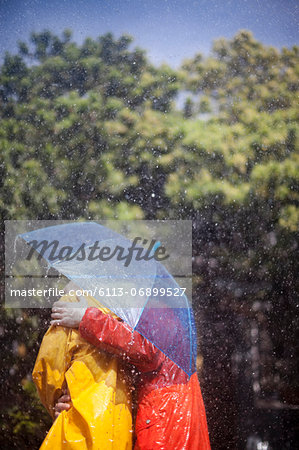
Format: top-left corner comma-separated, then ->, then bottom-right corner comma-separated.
0,29 -> 298,448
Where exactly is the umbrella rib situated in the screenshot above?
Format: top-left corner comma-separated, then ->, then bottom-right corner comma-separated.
186,302 -> 193,375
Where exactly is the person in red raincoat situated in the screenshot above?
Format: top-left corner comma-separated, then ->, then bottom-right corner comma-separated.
51,303 -> 211,450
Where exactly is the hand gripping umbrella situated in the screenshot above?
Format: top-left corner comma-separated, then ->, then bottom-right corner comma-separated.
19,222 -> 197,376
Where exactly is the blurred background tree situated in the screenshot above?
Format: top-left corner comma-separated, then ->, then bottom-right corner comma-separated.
0,29 -> 298,448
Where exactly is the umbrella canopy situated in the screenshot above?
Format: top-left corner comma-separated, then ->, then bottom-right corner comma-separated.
19,222 -> 197,375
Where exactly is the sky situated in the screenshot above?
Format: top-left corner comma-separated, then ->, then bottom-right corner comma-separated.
0,0 -> 298,67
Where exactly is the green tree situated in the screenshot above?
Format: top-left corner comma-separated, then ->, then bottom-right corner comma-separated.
0,29 -> 298,448
175,31 -> 298,446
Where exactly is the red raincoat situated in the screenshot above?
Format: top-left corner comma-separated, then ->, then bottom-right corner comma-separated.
79,307 -> 211,450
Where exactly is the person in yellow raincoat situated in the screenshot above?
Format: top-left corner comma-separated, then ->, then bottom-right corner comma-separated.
32,288 -> 133,450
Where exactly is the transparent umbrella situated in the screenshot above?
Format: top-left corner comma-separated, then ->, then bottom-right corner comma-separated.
20,221 -> 197,375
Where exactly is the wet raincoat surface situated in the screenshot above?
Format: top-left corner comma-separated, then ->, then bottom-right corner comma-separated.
79,307 -> 211,450
32,294 -> 133,450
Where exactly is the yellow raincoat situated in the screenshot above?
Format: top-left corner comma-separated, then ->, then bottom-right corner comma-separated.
32,293 -> 133,449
